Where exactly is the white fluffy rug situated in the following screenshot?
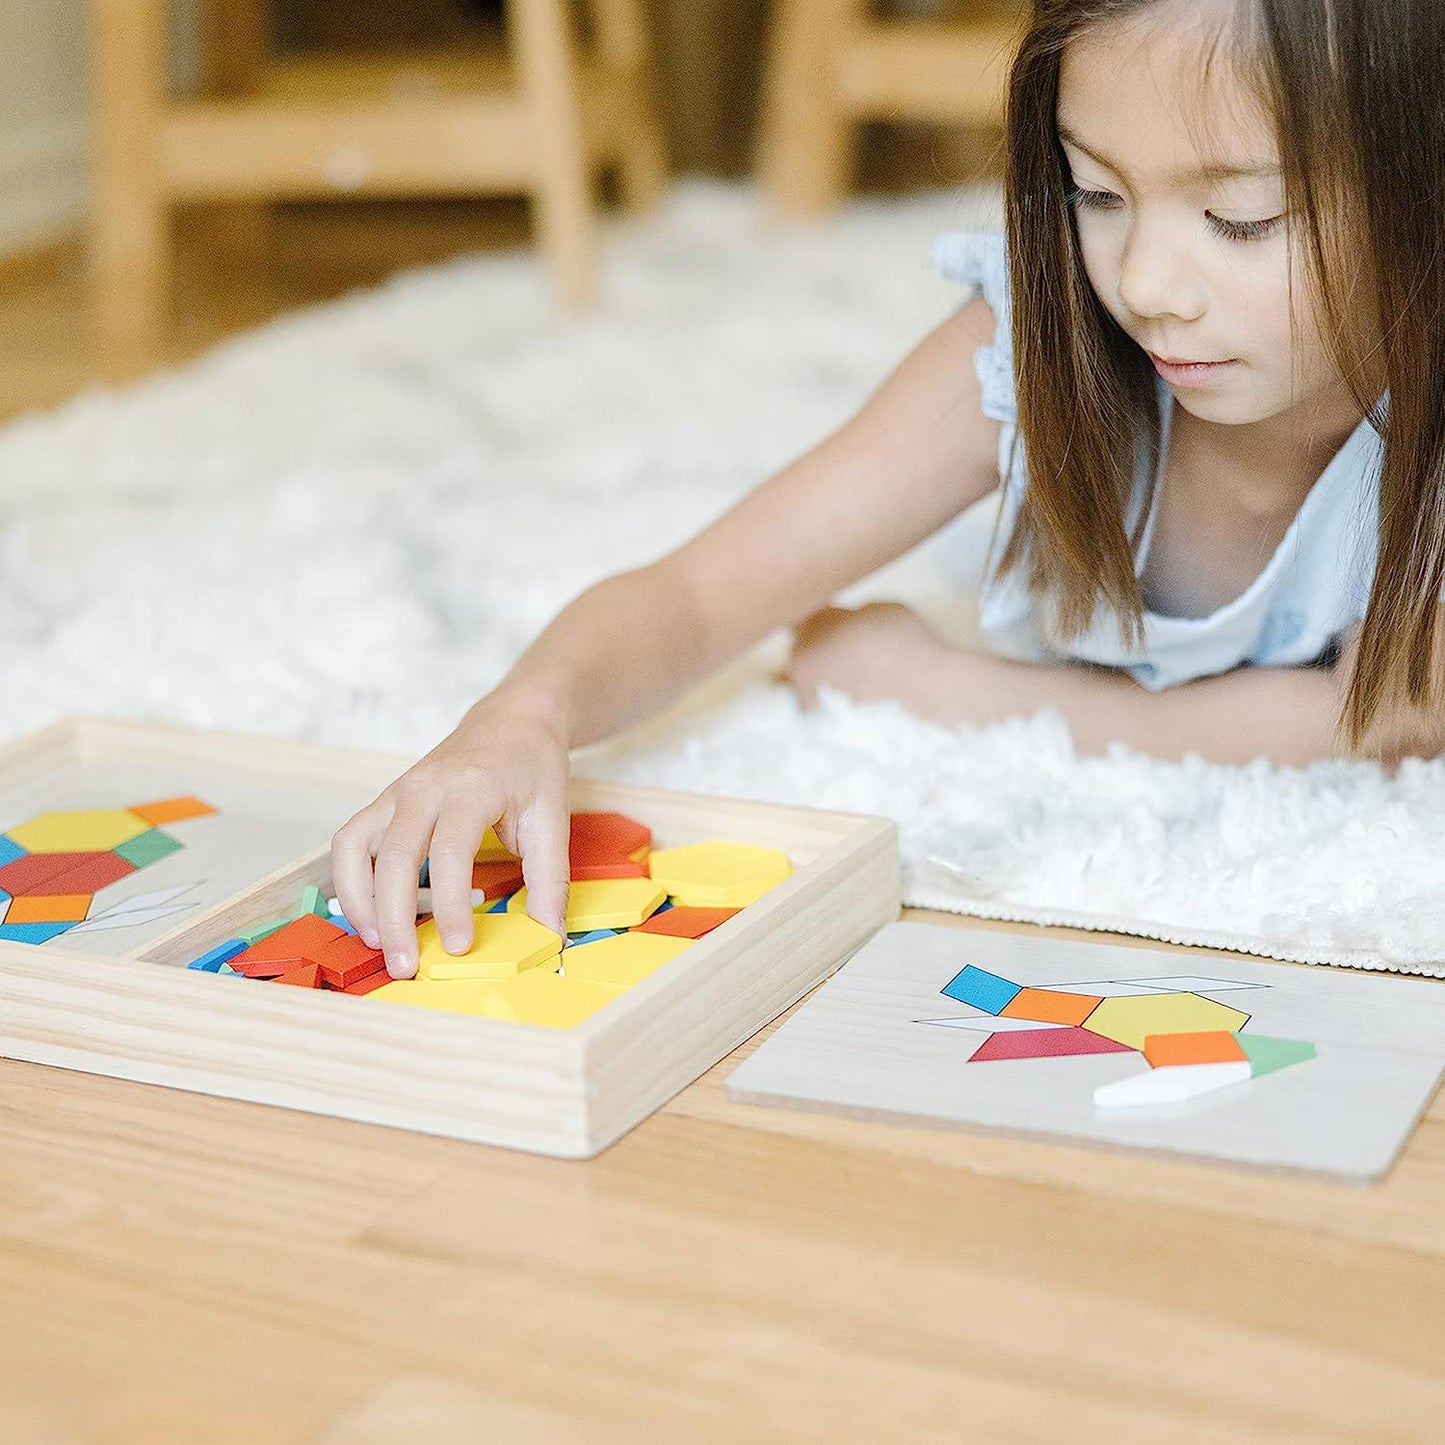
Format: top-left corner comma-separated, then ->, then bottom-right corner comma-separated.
3,181 -> 1442,977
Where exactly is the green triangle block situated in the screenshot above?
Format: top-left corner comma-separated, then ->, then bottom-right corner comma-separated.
236,912 -> 292,945
1240,1035 -> 1316,1077
113,828 -> 182,868
298,884 -> 329,920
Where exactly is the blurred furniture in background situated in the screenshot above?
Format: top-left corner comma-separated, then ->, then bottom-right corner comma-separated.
91,0 -> 668,345
759,0 -> 1021,215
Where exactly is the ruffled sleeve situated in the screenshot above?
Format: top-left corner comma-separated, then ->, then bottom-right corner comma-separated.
927,230 -> 1017,429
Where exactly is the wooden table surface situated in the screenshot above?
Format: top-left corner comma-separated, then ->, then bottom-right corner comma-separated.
2,909 -> 1441,1442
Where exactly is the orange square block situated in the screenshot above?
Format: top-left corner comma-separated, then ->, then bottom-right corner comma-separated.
129,796 -> 217,826
1143,1030 -> 1248,1068
235,912 -> 345,968
1000,987 -> 1102,1028
6,893 -> 90,924
312,933 -> 386,990
273,962 -> 321,989
471,859 -> 526,897
341,969 -> 393,996
634,906 -> 740,939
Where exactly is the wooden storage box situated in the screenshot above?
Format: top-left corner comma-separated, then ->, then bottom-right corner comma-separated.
0,717 -> 900,1157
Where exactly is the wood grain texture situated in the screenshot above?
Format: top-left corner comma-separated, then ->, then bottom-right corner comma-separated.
0,905 -> 1442,1440
0,717 -> 900,1158
89,5 -> 667,330
758,4 -> 1019,216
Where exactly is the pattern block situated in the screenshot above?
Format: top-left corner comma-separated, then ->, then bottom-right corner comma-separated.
274,963 -> 322,988
940,964 -> 1021,1016
129,796 -> 217,826
569,811 -> 653,881
474,826 -> 514,863
0,921 -> 74,944
311,933 -> 387,990
1084,993 -> 1250,1051
416,911 -> 561,982
509,877 -> 666,932
1001,987 -> 1102,1028
187,939 -> 249,972
113,829 -> 183,869
557,931 -> 692,990
1143,1030 -> 1248,1068
647,841 -> 792,908
470,968 -> 617,1029
1239,1035 -> 1318,1076
471,859 -> 526,897
570,811 -> 652,860
7,809 -> 152,854
1094,1061 -> 1253,1108
6,894 -> 91,924
634,905 -> 739,939
46,853 -> 138,894
0,852 -> 98,896
969,1027 -> 1135,1062
0,796 -> 217,948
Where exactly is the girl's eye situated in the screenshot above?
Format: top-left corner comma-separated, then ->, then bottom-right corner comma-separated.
1064,185 -> 1282,243
1065,184 -> 1121,213
1206,214 -> 1282,242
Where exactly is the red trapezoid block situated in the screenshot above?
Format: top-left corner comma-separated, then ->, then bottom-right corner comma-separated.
0,852 -> 103,896
968,1027 -> 1137,1063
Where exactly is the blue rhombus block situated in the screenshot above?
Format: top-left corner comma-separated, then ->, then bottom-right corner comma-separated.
941,964 -> 1023,1015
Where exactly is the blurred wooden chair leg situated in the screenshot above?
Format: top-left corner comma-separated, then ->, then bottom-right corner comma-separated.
92,0 -> 172,368
757,0 -> 863,218
592,0 -> 670,214
201,0 -> 273,271
510,0 -> 596,311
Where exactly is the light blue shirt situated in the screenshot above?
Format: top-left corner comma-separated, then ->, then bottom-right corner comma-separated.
930,229 -> 1384,690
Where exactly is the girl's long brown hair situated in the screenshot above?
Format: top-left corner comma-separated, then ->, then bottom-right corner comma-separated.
999,0 -> 1445,749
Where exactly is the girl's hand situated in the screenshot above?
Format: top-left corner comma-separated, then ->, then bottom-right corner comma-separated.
785,602 -> 947,710
330,693 -> 572,979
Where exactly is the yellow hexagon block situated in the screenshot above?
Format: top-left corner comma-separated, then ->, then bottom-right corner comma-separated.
647,841 -> 793,908
416,910 -> 562,981
9,808 -> 152,854
508,877 -> 667,932
474,826 -> 515,862
368,977 -> 506,1014
471,967 -> 618,1028
1085,993 -> 1250,1051
561,931 -> 693,991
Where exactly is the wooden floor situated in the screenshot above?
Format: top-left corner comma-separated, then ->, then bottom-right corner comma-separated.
0,197 -> 535,422
1,201 -> 1441,1438
2,909 -> 1442,1441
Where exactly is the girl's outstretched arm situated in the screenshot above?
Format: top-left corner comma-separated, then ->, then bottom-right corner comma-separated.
333,296 -> 1007,973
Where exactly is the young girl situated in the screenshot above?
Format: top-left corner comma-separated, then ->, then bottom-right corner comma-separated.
334,0 -> 1445,978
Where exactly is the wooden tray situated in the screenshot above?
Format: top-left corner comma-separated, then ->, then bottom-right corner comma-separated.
0,716 -> 900,1157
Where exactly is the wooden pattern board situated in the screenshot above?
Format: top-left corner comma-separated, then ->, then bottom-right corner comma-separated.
0,744 -> 376,957
0,716 -> 901,1157
726,921 -> 1445,1183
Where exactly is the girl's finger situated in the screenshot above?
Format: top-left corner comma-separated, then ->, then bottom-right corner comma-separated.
514,791 -> 571,942
427,792 -> 503,955
372,808 -> 435,978
329,797 -> 395,949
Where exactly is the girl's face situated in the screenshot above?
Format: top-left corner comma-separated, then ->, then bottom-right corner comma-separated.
1057,3 -> 1352,433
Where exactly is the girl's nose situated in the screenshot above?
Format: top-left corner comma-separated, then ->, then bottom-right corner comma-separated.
1116,224 -> 1207,325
